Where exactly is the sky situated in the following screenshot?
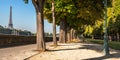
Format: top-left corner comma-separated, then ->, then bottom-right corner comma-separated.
0,0 -> 59,33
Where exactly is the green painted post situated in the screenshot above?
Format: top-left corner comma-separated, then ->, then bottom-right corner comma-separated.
103,0 -> 109,56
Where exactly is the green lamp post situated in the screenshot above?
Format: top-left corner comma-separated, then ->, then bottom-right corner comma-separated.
103,0 -> 110,56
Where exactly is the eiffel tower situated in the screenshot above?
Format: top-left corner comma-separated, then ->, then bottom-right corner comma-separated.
8,6 -> 19,35
8,6 -> 13,29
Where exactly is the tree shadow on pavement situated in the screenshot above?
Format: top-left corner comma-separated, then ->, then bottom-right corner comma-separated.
83,53 -> 120,60
79,44 -> 103,52
80,43 -> 120,60
48,43 -> 120,60
24,52 -> 40,60
24,43 -> 120,60
48,43 -> 103,52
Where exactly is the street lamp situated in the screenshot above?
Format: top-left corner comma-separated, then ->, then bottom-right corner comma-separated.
103,0 -> 109,56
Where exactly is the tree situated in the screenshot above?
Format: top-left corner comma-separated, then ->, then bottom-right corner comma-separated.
52,0 -> 57,46
111,0 -> 120,41
44,0 -> 105,43
107,0 -> 120,41
24,0 -> 46,51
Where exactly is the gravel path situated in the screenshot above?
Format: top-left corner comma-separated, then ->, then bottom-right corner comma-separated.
0,44 -> 38,60
0,42 -> 120,60
27,42 -> 120,60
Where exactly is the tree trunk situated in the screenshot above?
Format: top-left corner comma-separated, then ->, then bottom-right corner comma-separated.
36,12 -> 45,51
59,19 -> 67,43
72,29 -> 76,39
52,0 -> 57,46
76,31 -> 80,40
67,26 -> 71,42
117,32 -> 120,42
77,35 -> 80,41
32,0 -> 46,51
70,28 -> 73,40
67,32 -> 71,42
108,35 -> 112,42
92,35 -> 94,40
59,20 -> 63,43
114,35 -> 117,41
74,30 -> 78,39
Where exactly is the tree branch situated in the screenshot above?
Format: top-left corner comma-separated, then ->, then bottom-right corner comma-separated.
32,0 -> 39,12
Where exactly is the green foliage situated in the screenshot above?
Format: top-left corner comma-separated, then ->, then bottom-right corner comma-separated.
0,25 -> 33,36
107,0 -> 120,36
86,0 -> 120,37
88,39 -> 103,44
0,25 -> 3,28
44,0 -> 105,30
113,0 -> 120,17
23,0 -> 28,4
44,0 -> 77,25
0,27 -> 12,34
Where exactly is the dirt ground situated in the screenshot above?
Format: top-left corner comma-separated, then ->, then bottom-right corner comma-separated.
26,42 -> 120,60
0,44 -> 38,60
0,42 -> 120,60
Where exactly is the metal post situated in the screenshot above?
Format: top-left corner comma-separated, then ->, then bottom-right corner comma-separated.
103,0 -> 109,56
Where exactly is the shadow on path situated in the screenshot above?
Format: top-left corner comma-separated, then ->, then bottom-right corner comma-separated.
83,53 -> 120,60
0,43 -> 35,49
48,43 -> 103,53
24,43 -> 120,60
24,52 -> 40,60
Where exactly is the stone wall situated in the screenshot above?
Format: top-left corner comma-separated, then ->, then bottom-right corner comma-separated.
0,35 -> 59,47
